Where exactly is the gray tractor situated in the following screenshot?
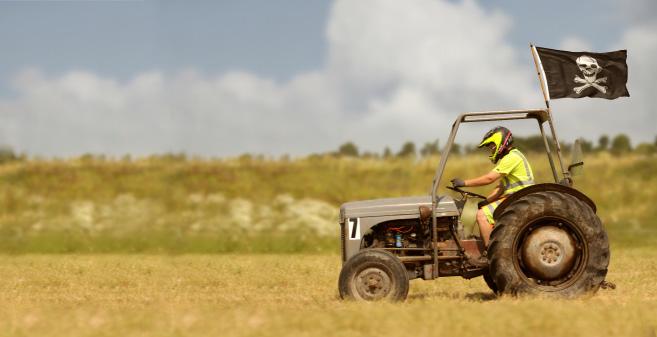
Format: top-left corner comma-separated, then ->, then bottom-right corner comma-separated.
337,109 -> 609,300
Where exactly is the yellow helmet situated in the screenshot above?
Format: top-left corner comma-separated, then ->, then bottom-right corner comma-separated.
478,126 -> 513,163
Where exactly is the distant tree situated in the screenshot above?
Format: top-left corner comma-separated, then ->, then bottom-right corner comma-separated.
238,153 -> 253,163
79,153 -> 95,163
451,143 -> 462,155
559,142 -> 572,153
0,145 -> 17,164
610,134 -> 632,154
654,135 -> 657,147
382,147 -> 392,159
420,140 -> 440,157
338,142 -> 359,157
597,135 -> 609,152
513,135 -> 546,152
397,141 -> 416,158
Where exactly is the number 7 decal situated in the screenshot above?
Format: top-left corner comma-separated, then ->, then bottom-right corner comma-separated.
348,218 -> 360,240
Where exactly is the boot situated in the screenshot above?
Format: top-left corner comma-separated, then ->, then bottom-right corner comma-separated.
467,254 -> 489,268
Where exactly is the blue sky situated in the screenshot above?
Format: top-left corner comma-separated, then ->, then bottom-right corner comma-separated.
0,0 -> 635,86
0,1 -> 330,89
0,0 -> 655,156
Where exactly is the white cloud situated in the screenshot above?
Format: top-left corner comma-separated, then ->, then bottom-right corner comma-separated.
0,0 -> 654,156
559,36 -> 594,52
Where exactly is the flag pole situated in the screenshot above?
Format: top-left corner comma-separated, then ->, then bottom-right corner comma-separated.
530,44 -> 570,183
530,43 -> 551,109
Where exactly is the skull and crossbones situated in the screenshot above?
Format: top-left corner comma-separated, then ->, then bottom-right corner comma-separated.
573,55 -> 607,94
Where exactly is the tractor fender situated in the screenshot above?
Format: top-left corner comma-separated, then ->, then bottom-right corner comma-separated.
494,183 -> 597,219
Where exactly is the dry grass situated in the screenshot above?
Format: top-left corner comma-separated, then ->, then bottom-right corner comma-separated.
0,249 -> 656,337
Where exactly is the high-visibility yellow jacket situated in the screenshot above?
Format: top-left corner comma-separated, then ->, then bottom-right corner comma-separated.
493,148 -> 535,196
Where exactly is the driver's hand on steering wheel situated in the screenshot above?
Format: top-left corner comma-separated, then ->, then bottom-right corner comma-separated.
450,178 -> 466,188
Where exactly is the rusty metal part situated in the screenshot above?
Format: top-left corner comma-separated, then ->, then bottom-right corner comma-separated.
382,247 -> 427,251
434,239 -> 484,258
521,225 -> 576,280
398,255 -> 465,263
353,267 -> 392,300
460,239 -> 485,259
419,205 -> 432,223
398,256 -> 432,262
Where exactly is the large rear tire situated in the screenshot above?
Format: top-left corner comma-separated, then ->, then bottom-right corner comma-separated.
483,271 -> 498,294
488,191 -> 609,297
338,249 -> 409,301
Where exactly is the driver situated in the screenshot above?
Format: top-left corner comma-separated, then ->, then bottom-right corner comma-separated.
451,126 -> 534,266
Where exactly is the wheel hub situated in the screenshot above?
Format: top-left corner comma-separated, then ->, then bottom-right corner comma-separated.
521,225 -> 577,280
355,268 -> 392,300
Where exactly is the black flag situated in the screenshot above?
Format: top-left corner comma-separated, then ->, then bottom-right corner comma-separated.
535,47 -> 629,99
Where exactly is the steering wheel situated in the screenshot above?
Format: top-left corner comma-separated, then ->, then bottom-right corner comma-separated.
446,186 -> 487,199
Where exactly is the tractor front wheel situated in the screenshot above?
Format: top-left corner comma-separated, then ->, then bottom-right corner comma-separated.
338,249 -> 409,301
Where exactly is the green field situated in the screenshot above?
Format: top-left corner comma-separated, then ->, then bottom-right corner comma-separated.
0,152 -> 656,253
0,249 -> 655,337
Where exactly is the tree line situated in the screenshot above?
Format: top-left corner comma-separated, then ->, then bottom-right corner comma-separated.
0,133 -> 654,163
335,134 -> 657,158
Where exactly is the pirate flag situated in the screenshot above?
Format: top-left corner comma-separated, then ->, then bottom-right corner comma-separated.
534,47 -> 629,99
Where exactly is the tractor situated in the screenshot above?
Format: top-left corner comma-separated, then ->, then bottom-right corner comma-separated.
337,109 -> 610,300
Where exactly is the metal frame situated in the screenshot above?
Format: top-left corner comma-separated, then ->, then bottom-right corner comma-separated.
427,108 -> 570,278
530,44 -> 570,180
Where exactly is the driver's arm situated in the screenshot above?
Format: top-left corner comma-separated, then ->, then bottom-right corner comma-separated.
464,171 -> 502,187
485,181 -> 504,202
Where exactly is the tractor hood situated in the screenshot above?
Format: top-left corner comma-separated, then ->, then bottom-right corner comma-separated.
339,195 -> 458,222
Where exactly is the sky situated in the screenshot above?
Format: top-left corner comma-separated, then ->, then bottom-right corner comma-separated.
0,0 -> 655,157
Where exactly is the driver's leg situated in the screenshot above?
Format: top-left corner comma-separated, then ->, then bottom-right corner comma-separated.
476,208 -> 493,246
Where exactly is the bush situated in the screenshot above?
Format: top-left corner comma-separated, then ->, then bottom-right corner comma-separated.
420,140 -> 440,157
598,135 -> 610,152
337,142 -> 359,157
397,141 -> 416,157
611,134 -> 632,155
513,135 -> 546,152
0,145 -> 17,164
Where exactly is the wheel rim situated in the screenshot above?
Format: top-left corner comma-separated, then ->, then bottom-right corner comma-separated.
521,226 -> 576,280
353,267 -> 393,300
513,217 -> 587,290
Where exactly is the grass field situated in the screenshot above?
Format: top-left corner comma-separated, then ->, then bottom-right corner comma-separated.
0,152 -> 656,252
0,248 -> 656,337
0,153 -> 655,336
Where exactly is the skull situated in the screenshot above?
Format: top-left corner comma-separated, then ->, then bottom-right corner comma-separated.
576,55 -> 601,78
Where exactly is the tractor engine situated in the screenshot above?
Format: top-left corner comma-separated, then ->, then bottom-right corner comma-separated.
362,217 -> 458,252
369,220 -> 422,249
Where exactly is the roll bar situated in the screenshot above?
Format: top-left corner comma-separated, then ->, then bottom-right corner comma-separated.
430,108 -> 568,202
427,108 -> 569,278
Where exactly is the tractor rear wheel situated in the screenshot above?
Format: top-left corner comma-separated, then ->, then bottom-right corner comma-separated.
338,249 -> 409,301
488,191 -> 609,297
483,271 -> 498,294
